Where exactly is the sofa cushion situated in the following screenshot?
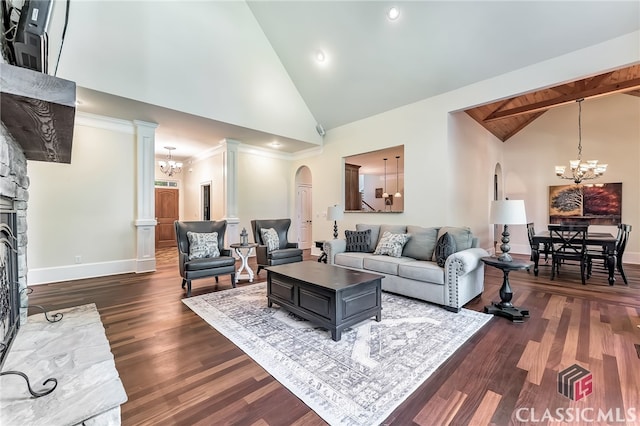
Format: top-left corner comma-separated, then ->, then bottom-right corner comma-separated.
334,252 -> 374,269
398,261 -> 445,284
356,224 -> 380,252
434,232 -> 457,267
373,231 -> 411,258
187,231 -> 220,260
260,228 -> 280,253
363,255 -> 413,275
345,229 -> 371,252
402,226 -> 438,260
435,226 -> 474,253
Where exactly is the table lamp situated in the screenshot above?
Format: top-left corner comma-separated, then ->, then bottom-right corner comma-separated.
327,205 -> 344,239
490,199 -> 527,262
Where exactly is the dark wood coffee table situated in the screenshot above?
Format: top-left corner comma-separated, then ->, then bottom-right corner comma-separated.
265,261 -> 383,341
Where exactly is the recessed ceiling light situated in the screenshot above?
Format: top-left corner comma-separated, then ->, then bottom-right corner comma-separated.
315,50 -> 326,63
387,6 -> 400,20
270,141 -> 282,148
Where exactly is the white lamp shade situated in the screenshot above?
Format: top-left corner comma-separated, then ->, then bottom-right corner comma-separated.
327,205 -> 344,221
490,200 -> 527,225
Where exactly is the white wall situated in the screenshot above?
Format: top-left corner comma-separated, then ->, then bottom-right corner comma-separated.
50,1 -> 321,146
237,149 -> 293,241
293,31 -> 640,256
27,121 -> 138,283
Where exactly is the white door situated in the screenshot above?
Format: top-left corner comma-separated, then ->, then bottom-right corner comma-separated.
297,184 -> 313,249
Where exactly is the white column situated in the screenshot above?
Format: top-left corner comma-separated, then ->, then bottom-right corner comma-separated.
134,120 -> 158,273
221,139 -> 240,245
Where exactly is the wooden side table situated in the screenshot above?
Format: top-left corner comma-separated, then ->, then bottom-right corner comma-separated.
481,256 -> 532,323
230,243 -> 258,283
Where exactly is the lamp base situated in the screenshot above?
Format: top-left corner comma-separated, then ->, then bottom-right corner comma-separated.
497,252 -> 513,262
498,224 -> 513,262
333,221 -> 338,239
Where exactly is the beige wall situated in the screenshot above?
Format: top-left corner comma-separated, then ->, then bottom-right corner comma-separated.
27,123 -> 137,282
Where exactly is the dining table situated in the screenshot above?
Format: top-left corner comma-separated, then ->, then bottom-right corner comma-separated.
531,230 -> 617,285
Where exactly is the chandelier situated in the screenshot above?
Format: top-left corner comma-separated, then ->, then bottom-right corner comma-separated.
555,99 -> 606,184
158,146 -> 183,177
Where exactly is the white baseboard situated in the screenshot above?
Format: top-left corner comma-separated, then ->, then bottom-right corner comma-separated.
27,259 -> 139,285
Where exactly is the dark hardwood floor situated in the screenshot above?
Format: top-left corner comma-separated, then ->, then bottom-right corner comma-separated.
27,248 -> 640,425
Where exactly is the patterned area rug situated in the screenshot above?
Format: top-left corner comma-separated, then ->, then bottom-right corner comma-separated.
183,283 -> 492,426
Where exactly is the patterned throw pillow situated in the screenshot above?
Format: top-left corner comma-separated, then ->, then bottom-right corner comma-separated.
187,231 -> 220,260
260,228 -> 280,252
435,232 -> 457,267
345,229 -> 371,252
373,231 -> 411,258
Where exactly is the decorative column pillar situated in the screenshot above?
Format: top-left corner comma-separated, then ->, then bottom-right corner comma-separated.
134,120 -> 158,273
221,139 -> 240,245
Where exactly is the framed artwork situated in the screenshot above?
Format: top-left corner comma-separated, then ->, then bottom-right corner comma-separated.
375,188 -> 383,198
549,183 -> 622,225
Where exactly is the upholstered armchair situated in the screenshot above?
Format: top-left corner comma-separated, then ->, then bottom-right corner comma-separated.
251,219 -> 303,275
175,220 -> 236,296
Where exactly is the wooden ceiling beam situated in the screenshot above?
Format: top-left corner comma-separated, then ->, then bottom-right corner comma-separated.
483,77 -> 640,122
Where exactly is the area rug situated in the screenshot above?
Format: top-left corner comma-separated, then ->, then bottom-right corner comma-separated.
0,303 -> 127,425
183,283 -> 492,425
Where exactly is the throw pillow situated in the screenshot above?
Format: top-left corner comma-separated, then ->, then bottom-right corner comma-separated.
402,226 -> 438,260
434,232 -> 456,267
345,229 -> 371,252
260,228 -> 280,253
373,231 -> 411,258
187,231 -> 220,260
356,224 -> 380,252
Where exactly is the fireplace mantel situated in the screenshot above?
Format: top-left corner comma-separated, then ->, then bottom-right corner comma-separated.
0,63 -> 76,163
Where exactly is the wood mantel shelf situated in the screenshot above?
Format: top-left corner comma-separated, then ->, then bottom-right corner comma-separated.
0,63 -> 76,163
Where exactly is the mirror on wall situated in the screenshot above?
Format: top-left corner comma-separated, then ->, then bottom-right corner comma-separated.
344,145 -> 404,213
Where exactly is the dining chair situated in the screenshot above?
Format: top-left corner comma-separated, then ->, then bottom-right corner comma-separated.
527,222 -> 549,263
548,223 -> 589,285
587,223 -> 632,285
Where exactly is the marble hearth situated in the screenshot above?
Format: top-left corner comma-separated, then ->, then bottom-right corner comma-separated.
0,304 -> 127,424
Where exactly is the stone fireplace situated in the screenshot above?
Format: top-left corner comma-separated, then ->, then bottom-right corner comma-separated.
0,124 -> 29,353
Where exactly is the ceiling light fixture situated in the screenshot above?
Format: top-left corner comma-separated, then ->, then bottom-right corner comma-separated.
315,50 -> 326,63
387,6 -> 400,20
394,155 -> 402,198
555,99 -> 607,184
158,146 -> 183,177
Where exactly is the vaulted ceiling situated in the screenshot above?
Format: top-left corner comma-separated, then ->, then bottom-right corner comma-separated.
465,64 -> 640,142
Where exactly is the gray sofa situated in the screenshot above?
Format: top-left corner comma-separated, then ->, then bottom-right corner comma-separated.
324,224 -> 489,312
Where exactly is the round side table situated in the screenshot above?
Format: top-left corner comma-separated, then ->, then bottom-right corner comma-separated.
481,256 -> 532,323
230,243 -> 258,284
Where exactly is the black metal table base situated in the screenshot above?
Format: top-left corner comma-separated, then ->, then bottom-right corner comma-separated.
484,302 -> 529,323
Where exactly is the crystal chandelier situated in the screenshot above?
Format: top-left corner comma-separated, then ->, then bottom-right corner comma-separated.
158,146 -> 183,177
555,99 -> 607,184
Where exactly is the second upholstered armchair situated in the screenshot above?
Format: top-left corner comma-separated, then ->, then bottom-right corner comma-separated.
251,219 -> 303,275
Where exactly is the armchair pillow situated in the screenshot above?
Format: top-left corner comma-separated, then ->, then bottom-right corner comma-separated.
373,231 -> 411,258
345,229 -> 371,252
187,231 -> 220,260
260,228 -> 280,253
434,232 -> 457,267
